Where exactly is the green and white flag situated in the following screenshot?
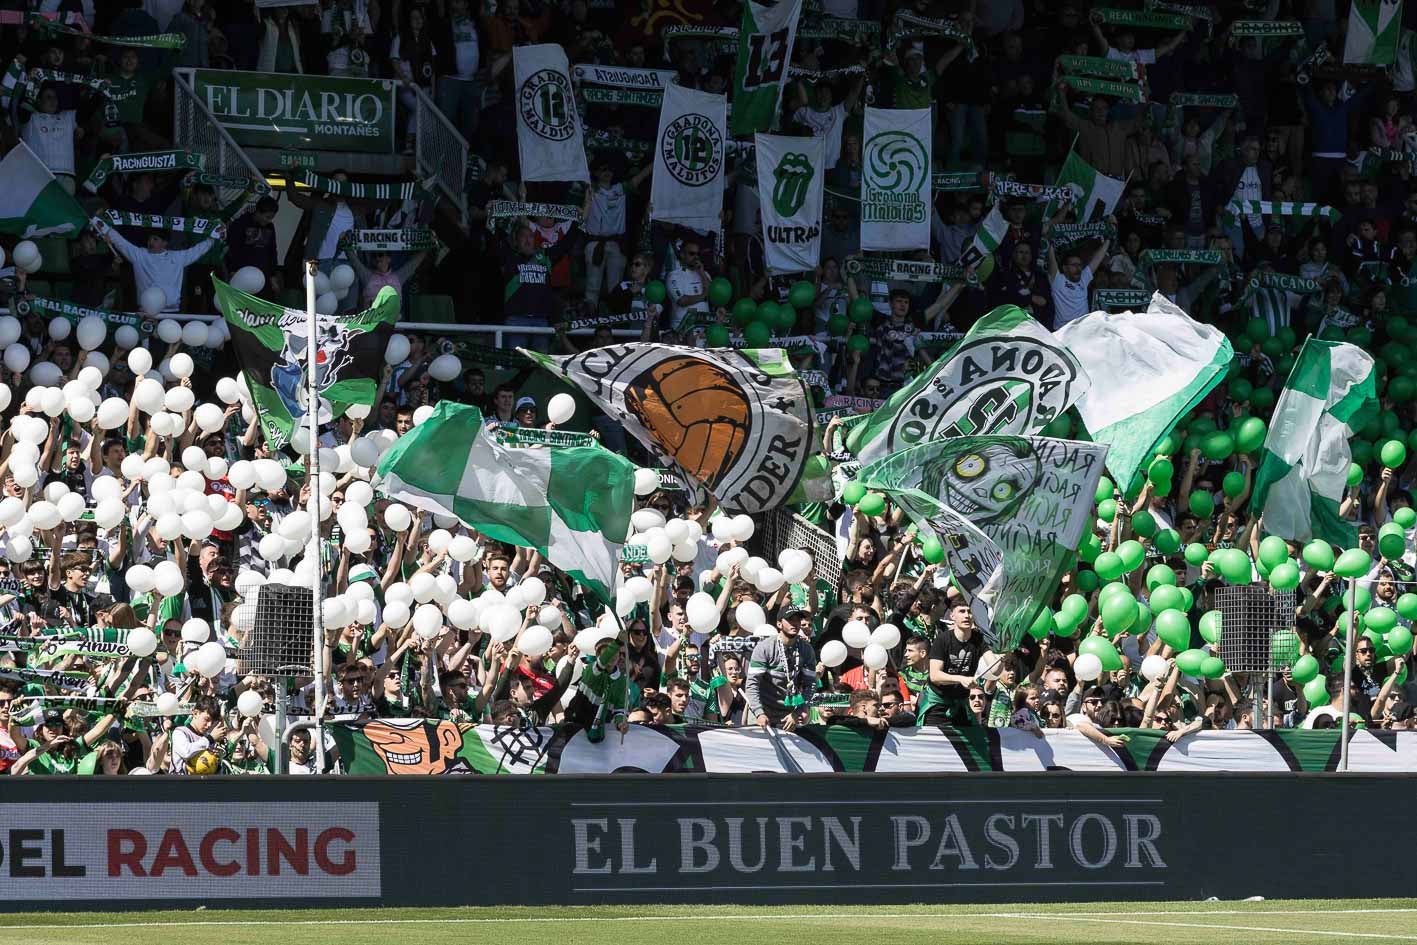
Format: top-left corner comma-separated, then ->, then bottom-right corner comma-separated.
651,84 -> 728,230
514,43 -> 589,183
1251,340 -> 1378,547
374,402 -> 634,603
846,305 -> 1090,462
1049,148 -> 1125,223
1344,0 -> 1403,66
860,436 -> 1108,651
959,202 -> 1007,275
1054,292 -> 1233,490
755,132 -> 824,273
730,0 -> 803,135
0,141 -> 88,238
860,106 -> 932,251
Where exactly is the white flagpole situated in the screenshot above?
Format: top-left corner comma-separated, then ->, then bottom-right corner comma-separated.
304,260 -> 327,774
1339,602 -> 1355,770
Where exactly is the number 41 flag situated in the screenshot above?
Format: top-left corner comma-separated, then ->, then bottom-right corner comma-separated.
730,0 -> 803,136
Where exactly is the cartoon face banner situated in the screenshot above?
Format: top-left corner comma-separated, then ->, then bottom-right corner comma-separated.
524,344 -> 814,513
861,436 -> 1109,651
755,133 -> 824,274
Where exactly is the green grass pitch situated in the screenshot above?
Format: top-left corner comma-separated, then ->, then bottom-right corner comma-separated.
0,900 -> 1413,945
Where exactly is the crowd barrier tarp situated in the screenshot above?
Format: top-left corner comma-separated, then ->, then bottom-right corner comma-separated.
0,773 -> 1414,907
330,720 -> 1417,775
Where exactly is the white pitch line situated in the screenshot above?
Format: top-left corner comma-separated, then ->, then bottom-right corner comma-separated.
1006,914 -> 1417,941
0,908 -> 1416,932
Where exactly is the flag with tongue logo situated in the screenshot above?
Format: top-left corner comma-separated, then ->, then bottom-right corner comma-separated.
213,276 -> 399,449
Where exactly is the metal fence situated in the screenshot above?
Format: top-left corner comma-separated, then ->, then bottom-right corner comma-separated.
170,69 -> 266,209
413,83 -> 469,228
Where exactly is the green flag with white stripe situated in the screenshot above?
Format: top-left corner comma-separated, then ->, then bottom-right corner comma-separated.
1048,148 -> 1125,223
1344,0 -> 1403,66
1251,340 -> 1377,547
373,402 -> 635,603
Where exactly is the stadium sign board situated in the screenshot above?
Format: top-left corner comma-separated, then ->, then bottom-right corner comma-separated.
193,70 -> 396,154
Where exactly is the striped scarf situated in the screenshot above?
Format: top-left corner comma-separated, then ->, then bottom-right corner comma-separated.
485,200 -> 584,227
82,149 -> 204,193
787,64 -> 867,81
26,14 -> 186,49
300,169 -> 423,201
1140,249 -> 1225,269
1223,201 -> 1340,225
1062,74 -> 1146,103
98,209 -> 223,235
24,69 -> 111,100
0,59 -> 23,112
1230,19 -> 1303,37
887,12 -> 978,60
1169,92 -> 1239,108
343,227 -> 440,252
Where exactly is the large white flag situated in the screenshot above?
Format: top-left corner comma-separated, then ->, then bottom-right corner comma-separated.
860,107 -> 932,251
651,84 -> 727,230
755,133 -> 824,274
514,44 -> 589,183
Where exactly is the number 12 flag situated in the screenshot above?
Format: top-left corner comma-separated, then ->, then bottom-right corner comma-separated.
730,0 -> 803,136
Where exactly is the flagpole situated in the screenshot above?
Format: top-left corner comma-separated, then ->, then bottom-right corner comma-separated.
305,259 -> 328,775
1339,601 -> 1355,771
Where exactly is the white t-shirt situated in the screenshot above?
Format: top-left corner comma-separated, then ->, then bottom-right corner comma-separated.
793,103 -> 847,168
668,266 -> 709,326
449,15 -> 480,79
23,110 -> 76,176
1232,166 -> 1263,230
1050,266 -> 1093,327
587,183 -> 627,237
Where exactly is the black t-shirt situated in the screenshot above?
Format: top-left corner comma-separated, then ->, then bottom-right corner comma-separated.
928,628 -> 983,701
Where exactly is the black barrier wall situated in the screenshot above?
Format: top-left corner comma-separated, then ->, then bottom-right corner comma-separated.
0,774 -> 1393,908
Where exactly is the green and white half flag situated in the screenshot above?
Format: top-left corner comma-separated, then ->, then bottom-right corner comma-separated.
1344,0 -> 1403,66
1251,339 -> 1378,547
958,201 -> 1007,281
374,402 -> 635,603
846,305 -> 1090,462
730,0 -> 803,136
0,141 -> 88,238
1049,148 -> 1125,223
1054,292 -> 1232,490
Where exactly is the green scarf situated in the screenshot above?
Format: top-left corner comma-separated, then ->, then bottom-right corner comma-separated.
1057,55 -> 1140,81
932,171 -> 984,192
844,256 -> 968,284
1140,249 -> 1225,268
1063,74 -> 1146,104
1169,92 -> 1239,108
1230,20 -> 1303,37
342,227 -> 441,252
1094,8 -> 1190,30
582,88 -> 662,107
15,296 -> 156,335
485,200 -> 584,227
888,12 -> 977,60
300,169 -> 427,202
27,14 -> 186,49
97,209 -> 223,235
82,149 -> 204,194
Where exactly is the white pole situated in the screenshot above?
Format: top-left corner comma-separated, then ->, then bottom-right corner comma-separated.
1339,602 -> 1355,771
305,260 -> 327,774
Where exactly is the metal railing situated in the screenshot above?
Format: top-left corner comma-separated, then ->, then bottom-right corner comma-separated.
171,69 -> 267,209
412,83 -> 469,228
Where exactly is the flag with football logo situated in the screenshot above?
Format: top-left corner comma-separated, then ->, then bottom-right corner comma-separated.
0,141 -> 88,238
375,402 -> 634,603
846,305 -> 1091,462
1251,339 -> 1378,546
514,44 -> 589,182
1055,292 -> 1232,490
860,436 -> 1108,651
523,344 -> 814,514
755,133 -> 824,273
860,106 -> 932,251
730,0 -> 803,135
1048,148 -> 1124,222
1345,0 -> 1402,66
213,277 -> 399,449
651,84 -> 728,229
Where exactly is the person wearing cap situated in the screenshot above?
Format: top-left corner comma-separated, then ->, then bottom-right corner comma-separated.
13,706 -> 115,775
513,397 -> 538,428
745,605 -> 817,731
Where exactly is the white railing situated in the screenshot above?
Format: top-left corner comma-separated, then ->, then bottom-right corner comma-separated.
170,69 -> 266,208
412,83 -> 469,228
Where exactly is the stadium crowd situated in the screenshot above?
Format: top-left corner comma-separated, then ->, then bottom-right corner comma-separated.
0,0 -> 1410,775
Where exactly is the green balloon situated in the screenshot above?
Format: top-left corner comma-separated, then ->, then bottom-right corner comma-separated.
1149,584 -> 1184,614
848,297 -> 873,324
826,313 -> 849,336
1177,586 -> 1194,612
756,299 -> 781,325
841,481 -> 866,505
1189,490 -> 1215,519
1334,548 -> 1374,578
1251,386 -> 1276,411
1388,375 -> 1416,403
788,280 -> 816,309
1060,593 -> 1089,626
1398,593 -> 1417,620
1366,607 -> 1398,634
1155,529 -> 1181,554
1388,625 -> 1414,656
1352,439 -> 1374,467
1343,585 -> 1372,615
857,492 -> 886,517
1042,414 -> 1073,438
1222,471 -> 1246,498
1261,336 -> 1285,358
1184,542 -> 1210,566
1190,416 -> 1219,436
1094,551 -> 1124,581
1291,653 -> 1320,685
1099,580 -> 1132,602
1396,507 -> 1417,529
1156,433 -> 1179,455
1100,596 -> 1136,634
644,280 -> 667,304
1097,499 -> 1117,522
1146,563 -> 1176,590
1078,532 -> 1102,563
1258,535 -> 1289,569
1233,416 -> 1267,454
1131,510 -> 1157,539
846,332 -> 870,353
1199,656 -> 1226,679
1245,316 -> 1270,342
1229,377 -> 1253,402
1380,524 -> 1406,561
744,321 -> 772,348
1365,628 -> 1391,661
1094,476 -> 1115,504
705,324 -> 731,347
774,304 -> 798,333
707,277 -> 734,307
1198,609 -> 1222,645
1079,635 -> 1124,671
1268,560 -> 1301,591
1154,610 -> 1191,651
1303,674 -> 1330,706
1117,540 -> 1145,573
1024,608 -> 1051,642
731,297 -> 758,326
1382,439 -> 1409,469
920,536 -> 945,564
1075,569 -> 1100,592
1301,540 -> 1335,572
1134,599 -> 1153,633
1148,457 -> 1175,483
1217,548 -> 1253,584
1176,648 -> 1207,676
1201,430 -> 1235,461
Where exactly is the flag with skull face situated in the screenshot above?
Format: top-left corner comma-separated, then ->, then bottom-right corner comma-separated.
860,435 -> 1109,651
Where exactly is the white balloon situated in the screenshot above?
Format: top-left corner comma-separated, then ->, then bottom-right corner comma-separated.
734,600 -> 766,630
1075,653 -> 1104,682
143,291 -> 171,318
11,240 -> 40,272
484,604 -> 522,642
547,392 -> 576,424
27,501 -> 60,531
862,643 -> 889,670
4,536 -> 31,563
95,396 -> 128,430
384,503 -> 412,531
1141,654 -> 1170,683
413,404 -> 435,426
740,556 -> 766,585
155,692 -> 181,716
731,514 -> 756,542
232,265 -> 266,294
112,325 -> 139,351
518,626 -> 554,658
126,627 -> 157,659
258,533 -> 286,561
226,460 -> 256,491
66,396 -> 95,423
409,571 -> 437,604
412,603 -> 444,639
323,595 -> 352,628
181,618 -> 211,644
870,623 -> 901,650
168,353 -> 195,380
716,546 -> 748,573
355,599 -> 377,625
346,402 -> 371,420
125,564 -> 155,593
254,459 -> 286,492
214,376 -> 241,405
330,264 -> 356,291
194,641 -> 227,678
625,575 -> 654,603
315,292 -> 338,316
237,689 -> 264,718
428,353 -> 462,382
383,601 -> 411,629
343,528 -> 371,554
633,468 -> 662,496
181,321 -> 209,349
39,387 -> 64,417
0,316 -> 18,347
820,639 -> 848,668
630,508 -> 666,532
385,333 -> 412,366
671,541 -> 698,563
446,598 -> 478,630
143,456 -> 171,482
1,344 -> 27,374
842,620 -> 871,649
644,532 -> 672,564
93,499 -> 126,531
537,604 -> 562,628
448,535 -> 478,562
56,492 -> 85,523
519,575 -> 547,607
345,481 -> 374,508
754,567 -> 785,594
47,317 -> 70,341
76,315 -> 106,350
